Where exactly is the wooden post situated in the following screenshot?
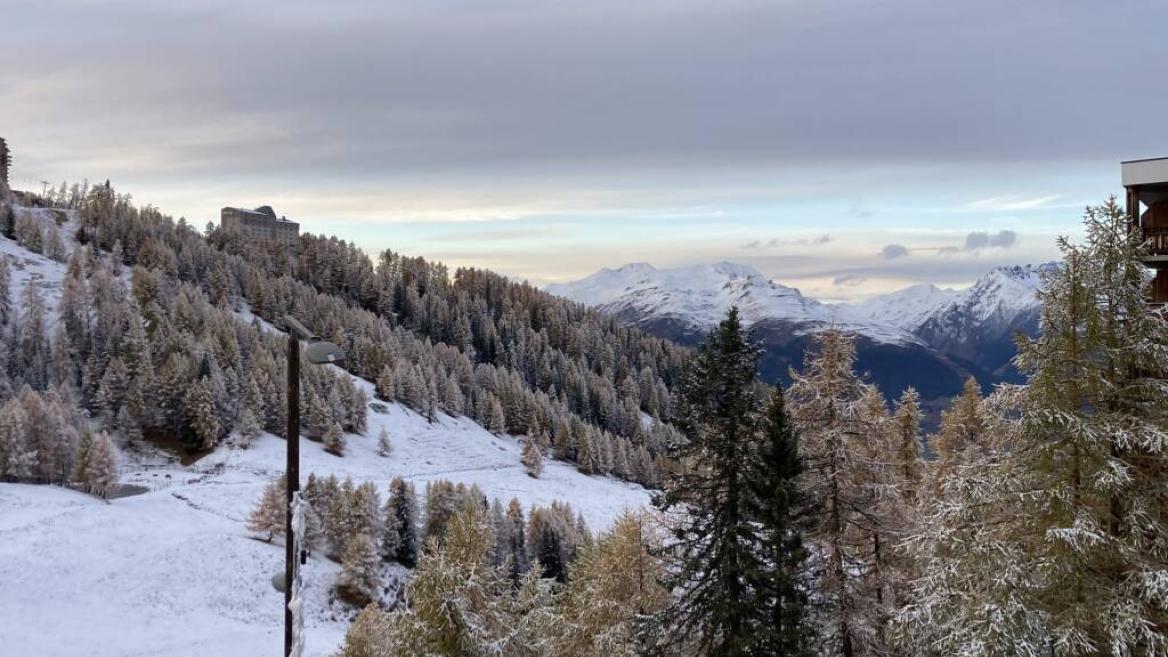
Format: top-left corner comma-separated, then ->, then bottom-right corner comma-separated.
285,335 -> 300,657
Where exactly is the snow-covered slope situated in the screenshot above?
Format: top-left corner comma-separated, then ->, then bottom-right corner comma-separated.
840,284 -> 963,333
0,207 -> 652,657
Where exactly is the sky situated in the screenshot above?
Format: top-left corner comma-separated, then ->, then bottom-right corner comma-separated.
4,0 -> 1165,301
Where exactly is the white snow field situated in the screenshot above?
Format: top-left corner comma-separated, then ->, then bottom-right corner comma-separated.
0,368 -> 652,657
0,206 -> 652,657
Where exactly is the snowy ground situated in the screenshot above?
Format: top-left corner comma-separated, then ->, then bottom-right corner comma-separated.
0,206 -> 652,657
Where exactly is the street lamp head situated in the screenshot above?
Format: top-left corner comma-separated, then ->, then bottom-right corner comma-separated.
305,340 -> 346,365
283,315 -> 317,341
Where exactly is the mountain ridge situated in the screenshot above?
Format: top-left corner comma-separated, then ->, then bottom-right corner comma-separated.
548,260 -> 1057,420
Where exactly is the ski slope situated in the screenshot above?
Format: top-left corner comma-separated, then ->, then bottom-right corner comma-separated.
0,205 -> 653,657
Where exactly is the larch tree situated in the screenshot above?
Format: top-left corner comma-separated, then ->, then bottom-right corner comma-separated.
248,475 -> 286,542
376,426 -> 392,457
338,532 -> 381,606
557,510 -> 669,657
901,199 -> 1168,656
928,376 -> 984,491
890,387 -> 923,504
323,422 -> 346,456
522,437 -> 544,478
787,330 -> 897,657
87,431 -> 118,499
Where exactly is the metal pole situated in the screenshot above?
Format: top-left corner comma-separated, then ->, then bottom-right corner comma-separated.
285,335 -> 300,657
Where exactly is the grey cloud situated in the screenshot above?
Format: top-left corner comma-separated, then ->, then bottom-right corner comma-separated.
960,230 -> 1018,251
4,0 -> 1164,187
740,234 -> 831,249
833,274 -> 867,287
880,244 -> 910,259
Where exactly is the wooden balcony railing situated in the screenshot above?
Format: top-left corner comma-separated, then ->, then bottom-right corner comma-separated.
1142,225 -> 1168,256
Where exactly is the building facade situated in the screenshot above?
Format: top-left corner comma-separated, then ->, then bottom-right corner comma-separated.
220,205 -> 299,247
1123,157 -> 1168,304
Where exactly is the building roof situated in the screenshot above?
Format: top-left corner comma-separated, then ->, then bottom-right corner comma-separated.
1123,158 -> 1168,187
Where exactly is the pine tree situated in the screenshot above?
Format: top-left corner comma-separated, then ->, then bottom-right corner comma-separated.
248,476 -> 286,542
652,308 -> 775,656
338,532 -> 381,606
901,200 -> 1168,656
521,438 -> 543,478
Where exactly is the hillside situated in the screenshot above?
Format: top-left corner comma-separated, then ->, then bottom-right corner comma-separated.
0,195 -> 653,657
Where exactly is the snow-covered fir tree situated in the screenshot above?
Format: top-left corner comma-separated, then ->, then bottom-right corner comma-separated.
382,476 -> 419,567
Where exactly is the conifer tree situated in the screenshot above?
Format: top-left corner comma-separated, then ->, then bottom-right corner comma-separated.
236,406 -> 262,446
323,422 -> 346,456
787,330 -> 897,657
891,387 -> 923,503
521,438 -> 543,478
248,476 -> 286,542
558,510 -> 668,657
743,388 -> 813,657
652,308 -> 783,656
88,431 -> 118,499
901,200 -> 1168,656
338,532 -> 381,605
376,426 -> 391,457
503,498 -> 529,589
382,476 -> 419,567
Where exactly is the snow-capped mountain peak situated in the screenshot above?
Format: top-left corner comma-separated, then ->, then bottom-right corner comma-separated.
547,260 -> 831,330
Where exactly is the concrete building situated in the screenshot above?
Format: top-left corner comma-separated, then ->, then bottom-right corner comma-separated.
220,205 -> 299,247
1123,157 -> 1168,304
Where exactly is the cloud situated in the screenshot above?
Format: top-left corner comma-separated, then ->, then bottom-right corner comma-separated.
967,195 -> 1061,211
833,274 -> 867,287
962,229 -> 1017,250
880,244 -> 910,259
740,234 -> 831,249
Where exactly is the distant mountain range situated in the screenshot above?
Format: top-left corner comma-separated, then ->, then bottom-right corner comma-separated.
548,261 -> 1059,424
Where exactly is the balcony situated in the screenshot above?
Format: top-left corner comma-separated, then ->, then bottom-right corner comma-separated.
1143,225 -> 1168,258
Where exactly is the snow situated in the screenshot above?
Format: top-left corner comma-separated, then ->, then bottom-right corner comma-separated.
547,261 -> 831,329
0,376 -> 651,657
2,208 -> 72,327
548,260 -> 1056,345
0,205 -> 652,657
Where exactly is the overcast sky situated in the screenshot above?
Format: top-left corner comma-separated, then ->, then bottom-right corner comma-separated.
4,0 -> 1164,300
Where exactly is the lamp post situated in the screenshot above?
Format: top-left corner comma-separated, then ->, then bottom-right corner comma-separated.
284,316 -> 345,657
